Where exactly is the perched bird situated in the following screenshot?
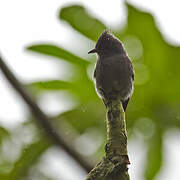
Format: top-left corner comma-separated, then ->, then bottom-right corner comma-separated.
88,30 -> 134,111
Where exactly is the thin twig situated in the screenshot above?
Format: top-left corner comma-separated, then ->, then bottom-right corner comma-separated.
0,55 -> 92,172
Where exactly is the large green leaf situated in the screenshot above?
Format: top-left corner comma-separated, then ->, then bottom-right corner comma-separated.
59,5 -> 107,41
124,3 -> 180,95
27,44 -> 90,67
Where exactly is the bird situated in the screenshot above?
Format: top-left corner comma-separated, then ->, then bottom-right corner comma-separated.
88,30 -> 134,111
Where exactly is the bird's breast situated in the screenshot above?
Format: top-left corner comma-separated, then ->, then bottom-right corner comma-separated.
93,56 -> 133,100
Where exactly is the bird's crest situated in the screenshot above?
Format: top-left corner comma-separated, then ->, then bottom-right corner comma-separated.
95,30 -> 123,53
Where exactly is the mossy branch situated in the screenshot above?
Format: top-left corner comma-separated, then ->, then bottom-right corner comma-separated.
86,100 -> 130,180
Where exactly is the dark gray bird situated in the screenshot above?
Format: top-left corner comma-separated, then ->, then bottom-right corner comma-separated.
88,30 -> 134,111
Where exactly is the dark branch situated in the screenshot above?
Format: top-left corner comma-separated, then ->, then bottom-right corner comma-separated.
0,55 -> 92,172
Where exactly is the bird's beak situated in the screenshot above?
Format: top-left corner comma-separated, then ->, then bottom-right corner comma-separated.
88,48 -> 97,54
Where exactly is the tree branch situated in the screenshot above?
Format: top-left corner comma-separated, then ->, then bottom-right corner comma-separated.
86,100 -> 130,180
0,55 -> 92,172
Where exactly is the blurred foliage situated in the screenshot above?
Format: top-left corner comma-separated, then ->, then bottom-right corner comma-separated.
0,2 -> 180,180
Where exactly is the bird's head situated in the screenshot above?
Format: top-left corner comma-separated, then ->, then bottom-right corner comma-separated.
88,30 -> 124,57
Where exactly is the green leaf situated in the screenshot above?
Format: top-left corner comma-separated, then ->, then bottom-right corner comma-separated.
8,139 -> 50,180
28,79 -> 98,103
145,130 -> 162,180
120,2 -> 180,126
29,80 -> 73,90
57,102 -> 105,133
124,2 -> 180,89
27,44 -> 90,66
59,5 -> 107,41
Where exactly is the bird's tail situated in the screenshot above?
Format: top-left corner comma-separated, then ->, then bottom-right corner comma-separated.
122,98 -> 129,111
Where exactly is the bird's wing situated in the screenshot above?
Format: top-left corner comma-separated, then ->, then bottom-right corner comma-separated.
126,56 -> 134,81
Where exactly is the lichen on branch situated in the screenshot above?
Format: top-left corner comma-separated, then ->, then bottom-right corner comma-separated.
86,100 -> 130,180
